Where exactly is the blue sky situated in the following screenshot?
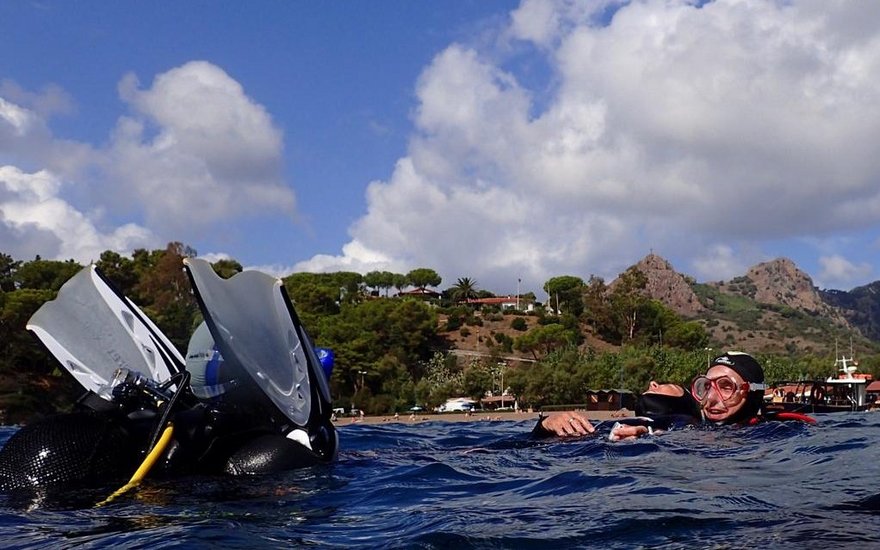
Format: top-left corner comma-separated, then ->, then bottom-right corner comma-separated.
2,1 -> 880,297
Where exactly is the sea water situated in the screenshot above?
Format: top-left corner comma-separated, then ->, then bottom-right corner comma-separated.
1,413 -> 879,548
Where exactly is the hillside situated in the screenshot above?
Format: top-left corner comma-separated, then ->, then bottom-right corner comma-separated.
441,254 -> 880,361
626,255 -> 880,357
438,312 -> 617,365
821,281 -> 880,341
629,254 -> 705,317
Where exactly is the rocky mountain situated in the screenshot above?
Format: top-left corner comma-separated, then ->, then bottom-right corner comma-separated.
821,281 -> 880,341
629,254 -> 705,317
622,254 -> 880,354
712,258 -> 849,326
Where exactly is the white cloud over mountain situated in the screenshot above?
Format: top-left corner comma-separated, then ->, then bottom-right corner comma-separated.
297,0 -> 880,291
3,1 -> 880,293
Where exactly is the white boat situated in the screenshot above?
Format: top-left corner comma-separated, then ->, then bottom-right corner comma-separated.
767,345 -> 872,413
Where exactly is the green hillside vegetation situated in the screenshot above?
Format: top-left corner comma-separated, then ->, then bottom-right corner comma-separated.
2,244 -> 879,424
691,282 -> 874,356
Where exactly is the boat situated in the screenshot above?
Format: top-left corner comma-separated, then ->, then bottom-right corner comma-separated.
766,347 -> 872,414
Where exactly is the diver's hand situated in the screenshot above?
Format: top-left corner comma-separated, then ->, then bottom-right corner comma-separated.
608,423 -> 650,442
540,412 -> 595,437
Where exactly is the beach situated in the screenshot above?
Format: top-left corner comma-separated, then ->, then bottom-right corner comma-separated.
334,409 -> 633,426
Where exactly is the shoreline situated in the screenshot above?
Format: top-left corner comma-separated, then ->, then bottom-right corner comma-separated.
334,409 -> 633,426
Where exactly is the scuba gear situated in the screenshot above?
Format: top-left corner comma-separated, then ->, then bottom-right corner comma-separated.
316,347 -> 335,381
0,261 -> 338,505
182,258 -> 337,462
691,375 -> 766,404
185,322 -> 243,401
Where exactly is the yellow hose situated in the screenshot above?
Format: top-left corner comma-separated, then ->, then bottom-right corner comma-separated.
96,424 -> 174,507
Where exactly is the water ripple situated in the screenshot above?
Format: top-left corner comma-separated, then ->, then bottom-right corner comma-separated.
2,412 -> 880,547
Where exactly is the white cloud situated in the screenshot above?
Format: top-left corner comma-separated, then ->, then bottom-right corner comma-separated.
818,254 -> 872,289
296,239 -> 402,276
0,79 -> 75,119
0,165 -> 156,262
0,96 -> 37,136
303,0 -> 880,291
1,61 -> 298,262
108,61 -> 295,231
691,244 -> 749,283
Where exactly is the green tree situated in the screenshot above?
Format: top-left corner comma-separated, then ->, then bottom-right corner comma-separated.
287,281 -> 341,325
284,271 -> 365,314
609,267 -> 648,341
96,250 -> 138,296
364,270 -> 395,297
211,258 -> 243,279
364,271 -> 383,295
638,300 -> 681,346
0,253 -> 21,292
543,275 -> 585,317
514,324 -> 576,361
583,275 -> 615,338
406,268 -> 441,290
664,320 -> 709,350
0,288 -> 57,372
461,359 -> 493,401
317,298 -> 440,408
14,258 -> 82,291
135,242 -> 199,350
392,273 -> 408,295
449,277 -> 479,304
417,351 -> 463,408
335,272 -> 366,304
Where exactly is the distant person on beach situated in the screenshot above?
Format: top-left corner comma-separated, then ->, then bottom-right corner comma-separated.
534,351 -> 813,440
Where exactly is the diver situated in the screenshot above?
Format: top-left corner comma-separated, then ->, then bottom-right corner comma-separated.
533,351 -> 814,441
533,380 -> 701,439
0,259 -> 337,502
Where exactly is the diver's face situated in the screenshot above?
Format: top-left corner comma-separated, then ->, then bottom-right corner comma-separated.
698,365 -> 747,422
645,381 -> 684,397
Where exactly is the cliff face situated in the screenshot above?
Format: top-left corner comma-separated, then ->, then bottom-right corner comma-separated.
630,255 -> 849,322
745,259 -> 825,311
723,258 -> 848,326
607,253 -> 880,350
630,254 -> 705,317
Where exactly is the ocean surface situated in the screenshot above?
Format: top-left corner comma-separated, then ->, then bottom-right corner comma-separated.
1,413 -> 880,548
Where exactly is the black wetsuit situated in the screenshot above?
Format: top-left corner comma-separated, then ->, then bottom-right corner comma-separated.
530,390 -> 814,438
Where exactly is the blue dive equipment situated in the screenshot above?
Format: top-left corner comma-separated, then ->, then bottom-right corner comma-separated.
316,347 -> 334,381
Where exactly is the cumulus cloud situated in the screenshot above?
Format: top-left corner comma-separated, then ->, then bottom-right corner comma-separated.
301,0 -> 880,291
0,165 -> 155,262
107,61 -> 295,231
691,244 -> 750,284
0,79 -> 75,119
818,254 -> 873,289
1,61 -> 297,262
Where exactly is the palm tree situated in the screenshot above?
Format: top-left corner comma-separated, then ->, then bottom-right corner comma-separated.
451,277 -> 479,304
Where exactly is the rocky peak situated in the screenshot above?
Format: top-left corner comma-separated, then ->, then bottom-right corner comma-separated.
740,258 -> 824,312
629,253 -> 705,317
